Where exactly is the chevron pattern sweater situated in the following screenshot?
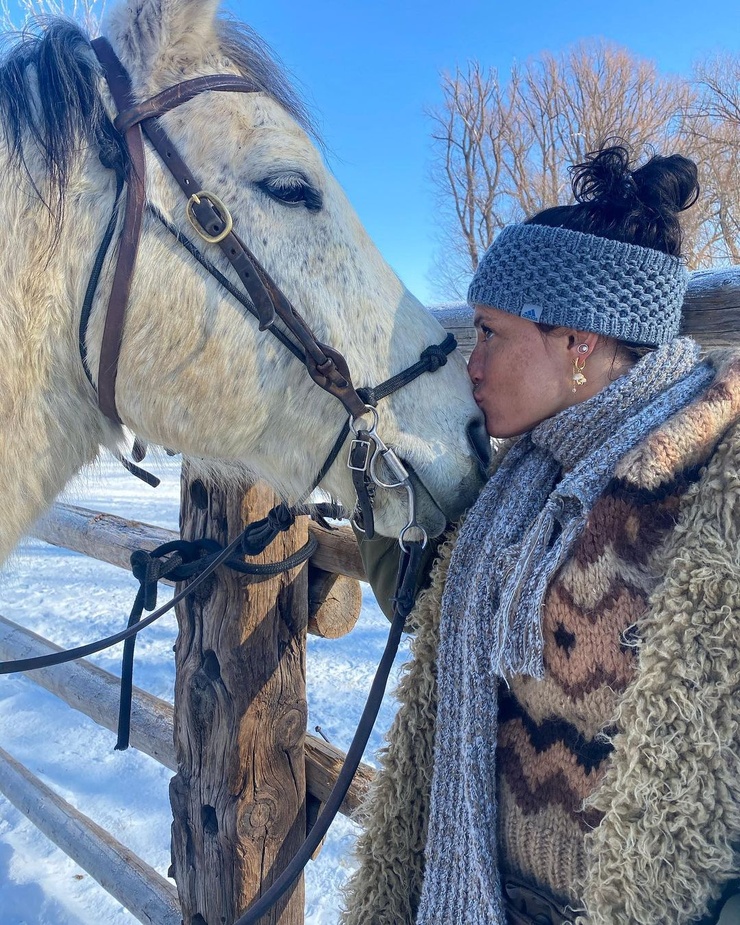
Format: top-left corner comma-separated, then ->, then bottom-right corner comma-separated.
342,349 -> 740,925
497,466 -> 698,912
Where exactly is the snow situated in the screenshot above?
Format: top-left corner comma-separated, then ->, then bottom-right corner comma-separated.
0,452 -> 410,924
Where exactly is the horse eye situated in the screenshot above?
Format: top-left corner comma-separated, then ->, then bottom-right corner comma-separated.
257,175 -> 323,212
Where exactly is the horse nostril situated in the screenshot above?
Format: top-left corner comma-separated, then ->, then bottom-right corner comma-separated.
467,416 -> 491,475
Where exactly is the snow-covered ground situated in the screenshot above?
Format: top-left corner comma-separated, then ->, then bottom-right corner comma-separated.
0,452 -> 410,925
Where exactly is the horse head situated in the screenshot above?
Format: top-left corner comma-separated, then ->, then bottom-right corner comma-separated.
0,0 -> 487,561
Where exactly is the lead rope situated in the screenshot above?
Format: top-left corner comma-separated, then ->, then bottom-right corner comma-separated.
112,333 -> 454,745
0,503 -> 314,676
114,502 -> 317,750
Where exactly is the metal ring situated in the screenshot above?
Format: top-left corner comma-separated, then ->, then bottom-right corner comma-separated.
399,523 -> 428,552
349,405 -> 379,436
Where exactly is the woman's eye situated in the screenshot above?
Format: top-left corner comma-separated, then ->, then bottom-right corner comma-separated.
257,175 -> 323,212
480,325 -> 495,340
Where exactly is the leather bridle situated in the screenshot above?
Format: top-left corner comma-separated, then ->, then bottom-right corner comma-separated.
89,36 -> 392,427
84,37 -> 457,539
67,36 -> 459,925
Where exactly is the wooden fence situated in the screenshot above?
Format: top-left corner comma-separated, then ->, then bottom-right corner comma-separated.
0,491 -> 370,925
0,269 -> 738,925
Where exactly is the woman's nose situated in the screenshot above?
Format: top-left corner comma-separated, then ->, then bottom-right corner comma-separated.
467,344 -> 482,384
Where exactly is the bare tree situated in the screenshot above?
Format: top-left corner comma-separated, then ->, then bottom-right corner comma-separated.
1,0 -> 105,34
428,40 -> 737,298
430,64 -> 511,295
683,54 -> 740,263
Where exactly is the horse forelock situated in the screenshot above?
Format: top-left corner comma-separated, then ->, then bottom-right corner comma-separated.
215,18 -> 320,145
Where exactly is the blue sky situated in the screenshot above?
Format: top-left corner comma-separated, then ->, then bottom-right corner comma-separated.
8,0 -> 736,302
225,0 -> 738,304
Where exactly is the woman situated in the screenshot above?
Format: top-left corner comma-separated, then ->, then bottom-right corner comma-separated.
341,146 -> 740,925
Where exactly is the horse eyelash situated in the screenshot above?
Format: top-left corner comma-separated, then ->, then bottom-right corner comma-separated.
257,175 -> 323,212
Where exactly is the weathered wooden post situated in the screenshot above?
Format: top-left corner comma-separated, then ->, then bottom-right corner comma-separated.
170,467 -> 308,925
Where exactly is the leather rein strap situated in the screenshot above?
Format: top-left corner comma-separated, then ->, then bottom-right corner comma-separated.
90,37 -> 369,424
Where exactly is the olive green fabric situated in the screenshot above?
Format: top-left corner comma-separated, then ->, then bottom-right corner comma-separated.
353,525 -> 441,621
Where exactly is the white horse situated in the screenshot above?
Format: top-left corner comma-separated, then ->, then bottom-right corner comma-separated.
0,0 -> 487,566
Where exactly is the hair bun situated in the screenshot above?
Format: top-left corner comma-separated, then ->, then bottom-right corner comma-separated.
564,142 -> 699,255
631,153 -> 699,215
570,145 -> 637,207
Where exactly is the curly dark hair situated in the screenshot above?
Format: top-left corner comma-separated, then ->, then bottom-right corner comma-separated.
525,143 -> 699,257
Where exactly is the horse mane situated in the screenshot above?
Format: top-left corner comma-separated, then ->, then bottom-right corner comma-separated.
0,12 -> 317,218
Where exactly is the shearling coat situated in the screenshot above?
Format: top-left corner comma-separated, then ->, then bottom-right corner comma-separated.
341,350 -> 740,925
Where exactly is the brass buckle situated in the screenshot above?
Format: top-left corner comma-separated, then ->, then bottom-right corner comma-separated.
186,190 -> 233,244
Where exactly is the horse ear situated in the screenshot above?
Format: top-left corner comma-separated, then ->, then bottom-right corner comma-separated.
105,0 -> 222,81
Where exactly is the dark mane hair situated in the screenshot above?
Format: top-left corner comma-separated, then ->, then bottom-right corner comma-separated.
0,14 -> 316,216
0,19 -> 126,212
526,144 -> 699,257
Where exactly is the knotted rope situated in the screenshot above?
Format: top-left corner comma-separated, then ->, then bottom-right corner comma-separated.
115,502 -> 320,750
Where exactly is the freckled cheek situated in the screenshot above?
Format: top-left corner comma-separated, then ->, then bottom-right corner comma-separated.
481,369 -> 513,420
483,347 -> 508,389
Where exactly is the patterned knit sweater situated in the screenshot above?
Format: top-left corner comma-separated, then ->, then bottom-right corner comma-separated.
342,349 -> 740,925
497,466 -> 697,913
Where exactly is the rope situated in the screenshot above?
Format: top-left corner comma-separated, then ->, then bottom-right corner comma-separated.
114,508 -> 317,750
0,506 -> 315,677
356,332 -> 456,405
79,171 -> 125,389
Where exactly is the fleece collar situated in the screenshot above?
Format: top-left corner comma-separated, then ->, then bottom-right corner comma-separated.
614,348 -> 740,489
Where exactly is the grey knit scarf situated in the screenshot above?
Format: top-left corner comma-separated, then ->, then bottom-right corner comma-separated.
416,338 -> 714,925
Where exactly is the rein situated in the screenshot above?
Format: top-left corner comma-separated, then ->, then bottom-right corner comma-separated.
0,35 -> 462,925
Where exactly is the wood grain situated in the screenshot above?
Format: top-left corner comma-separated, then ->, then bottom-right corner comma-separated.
170,473 -> 308,925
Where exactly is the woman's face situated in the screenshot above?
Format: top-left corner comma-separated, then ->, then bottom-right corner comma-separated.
468,304 -> 576,438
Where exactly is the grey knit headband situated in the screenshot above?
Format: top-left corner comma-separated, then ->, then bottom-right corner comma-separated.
467,223 -> 688,346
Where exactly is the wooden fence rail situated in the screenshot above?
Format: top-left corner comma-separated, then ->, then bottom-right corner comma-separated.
0,745 -> 181,925
0,614 -> 372,815
1,269 -> 738,924
32,503 -> 365,637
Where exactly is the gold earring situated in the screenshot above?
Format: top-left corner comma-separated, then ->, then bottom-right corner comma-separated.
572,356 -> 587,392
